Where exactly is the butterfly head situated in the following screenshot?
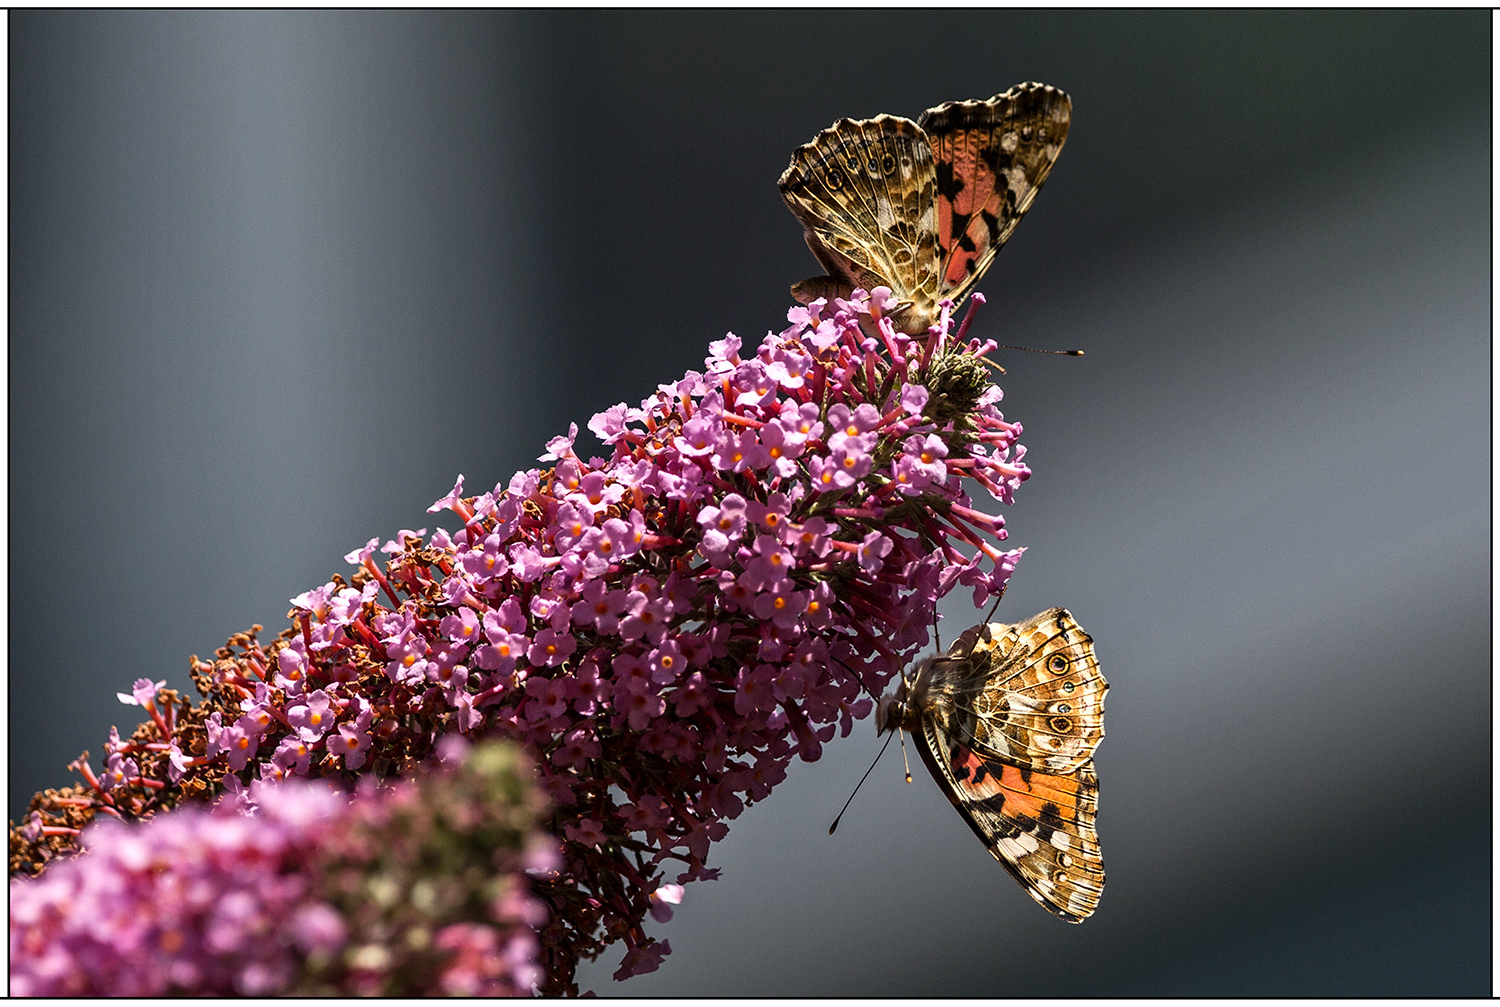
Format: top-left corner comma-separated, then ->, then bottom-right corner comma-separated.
875,656 -> 934,736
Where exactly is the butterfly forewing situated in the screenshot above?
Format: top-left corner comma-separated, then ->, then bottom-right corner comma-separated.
918,83 -> 1072,307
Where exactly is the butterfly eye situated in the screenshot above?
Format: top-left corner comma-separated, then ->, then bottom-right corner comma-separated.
1049,715 -> 1074,734
880,152 -> 897,175
825,168 -> 846,191
1056,703 -> 1072,714
1047,654 -> 1069,674
1061,681 -> 1075,693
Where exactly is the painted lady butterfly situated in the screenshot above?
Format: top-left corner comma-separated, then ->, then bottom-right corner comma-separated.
877,609 -> 1106,922
778,82 -> 1071,336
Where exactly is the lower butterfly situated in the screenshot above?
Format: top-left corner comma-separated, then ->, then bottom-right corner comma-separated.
779,82 -> 1071,336
877,608 -> 1106,922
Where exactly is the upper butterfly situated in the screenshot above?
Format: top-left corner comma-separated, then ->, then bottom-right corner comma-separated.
878,608 -> 1106,922
778,82 -> 1071,336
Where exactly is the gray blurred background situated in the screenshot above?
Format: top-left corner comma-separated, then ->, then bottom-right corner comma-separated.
10,11 -> 1489,995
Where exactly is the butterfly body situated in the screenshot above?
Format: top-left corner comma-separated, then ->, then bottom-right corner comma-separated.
779,83 -> 1071,335
878,608 -> 1106,922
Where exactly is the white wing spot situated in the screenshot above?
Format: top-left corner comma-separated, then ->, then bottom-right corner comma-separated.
996,834 -> 1039,859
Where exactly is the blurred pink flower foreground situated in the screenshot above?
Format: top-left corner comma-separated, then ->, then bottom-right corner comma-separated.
11,289 -> 1030,994
11,739 -> 548,996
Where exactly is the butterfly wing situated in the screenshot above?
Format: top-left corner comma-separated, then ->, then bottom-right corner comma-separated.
917,82 -> 1071,307
777,115 -> 942,334
915,718 -> 1105,923
947,608 -> 1106,776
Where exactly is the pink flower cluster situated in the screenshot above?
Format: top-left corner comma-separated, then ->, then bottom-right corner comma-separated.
10,289 -> 1029,994
10,739 -> 548,996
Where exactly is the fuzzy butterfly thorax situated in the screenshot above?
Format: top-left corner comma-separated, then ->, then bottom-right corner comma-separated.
878,609 -> 1108,922
779,82 -> 1071,335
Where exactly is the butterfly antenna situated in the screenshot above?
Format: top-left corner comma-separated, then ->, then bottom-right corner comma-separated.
829,731 -> 896,835
898,728 -> 913,783
995,344 -> 1085,356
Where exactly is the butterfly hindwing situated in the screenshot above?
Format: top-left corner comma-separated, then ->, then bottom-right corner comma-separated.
917,717 -> 1105,923
918,83 -> 1072,306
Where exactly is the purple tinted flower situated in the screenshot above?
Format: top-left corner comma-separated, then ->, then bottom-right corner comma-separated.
571,580 -> 627,636
101,752 -> 137,790
710,428 -> 769,474
900,382 -> 931,414
332,720 -> 371,770
539,421 -> 579,462
906,431 -> 949,480
765,344 -> 812,389
806,453 -> 849,492
117,677 -> 166,708
753,579 -> 809,629
857,530 -> 894,574
272,735 -> 313,777
563,818 -> 607,847
697,493 -> 749,561
620,794 -> 671,832
509,543 -> 557,583
733,665 -> 777,716
616,677 -> 665,731
552,726 -> 602,768
528,628 -> 577,667
439,607 -> 482,648
827,401 -> 882,439
327,583 -> 375,626
221,720 -> 258,772
731,359 -> 777,408
748,534 -> 794,581
784,515 -> 832,558
620,592 -> 670,645
587,403 -> 632,445
647,639 -> 686,685
674,414 -> 720,457
568,662 -> 611,715
461,532 -> 511,582
670,671 -> 714,717
552,501 -> 594,552
428,474 -> 468,515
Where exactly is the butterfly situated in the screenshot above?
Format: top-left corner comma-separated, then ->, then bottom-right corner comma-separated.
778,82 -> 1071,336
877,608 -> 1106,922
